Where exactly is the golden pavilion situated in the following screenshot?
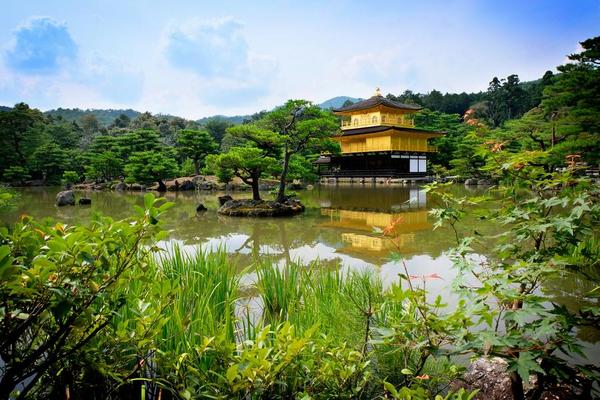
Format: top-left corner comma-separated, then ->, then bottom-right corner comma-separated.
317,88 -> 444,179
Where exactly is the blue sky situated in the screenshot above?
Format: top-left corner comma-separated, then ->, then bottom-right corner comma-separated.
1,0 -> 599,119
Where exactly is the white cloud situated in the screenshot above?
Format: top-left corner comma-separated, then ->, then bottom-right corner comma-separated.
81,53 -> 144,104
2,16 -> 144,108
164,17 -> 248,78
4,17 -> 78,75
161,17 -> 278,107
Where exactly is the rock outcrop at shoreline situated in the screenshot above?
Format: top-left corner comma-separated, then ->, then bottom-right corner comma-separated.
452,357 -> 592,400
72,175 -> 280,192
218,199 -> 305,217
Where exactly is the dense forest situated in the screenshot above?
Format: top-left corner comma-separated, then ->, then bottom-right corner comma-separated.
3,36 -> 596,190
1,36 -> 596,191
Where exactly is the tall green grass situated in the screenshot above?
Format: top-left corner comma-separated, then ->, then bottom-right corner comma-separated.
256,261 -> 302,322
156,245 -> 239,351
111,249 -> 455,398
254,261 -> 383,348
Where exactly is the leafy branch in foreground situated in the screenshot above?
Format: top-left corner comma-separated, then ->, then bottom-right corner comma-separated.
427,148 -> 600,399
0,193 -> 173,399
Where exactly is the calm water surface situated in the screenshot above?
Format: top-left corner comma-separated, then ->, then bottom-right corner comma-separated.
2,185 -> 468,287
3,184 -> 599,356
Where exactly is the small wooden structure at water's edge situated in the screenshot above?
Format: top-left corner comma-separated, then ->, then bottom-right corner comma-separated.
316,88 -> 444,182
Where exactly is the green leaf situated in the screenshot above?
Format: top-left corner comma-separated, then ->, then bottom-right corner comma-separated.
383,381 -> 399,397
509,352 -> 545,383
226,364 -> 238,384
143,193 -> 154,209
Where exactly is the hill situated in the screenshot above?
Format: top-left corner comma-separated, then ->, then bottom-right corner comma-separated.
318,96 -> 363,110
44,108 -> 141,126
196,115 -> 248,125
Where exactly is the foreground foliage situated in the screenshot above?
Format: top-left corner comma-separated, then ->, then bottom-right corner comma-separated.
426,151 -> 600,398
0,206 -> 473,399
0,194 -> 173,398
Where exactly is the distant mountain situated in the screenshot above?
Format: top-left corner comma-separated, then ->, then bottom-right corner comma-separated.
43,108 -> 252,127
319,96 -> 363,110
44,108 -> 141,126
196,114 -> 249,125
5,97 -> 362,127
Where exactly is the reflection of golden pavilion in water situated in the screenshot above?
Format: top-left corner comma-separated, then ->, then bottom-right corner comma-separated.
319,189 -> 431,259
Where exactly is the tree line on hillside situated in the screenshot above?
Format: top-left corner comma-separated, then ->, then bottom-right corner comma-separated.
0,99 -> 339,201
1,36 -> 598,193
339,71 -> 551,127
0,107 -> 234,187
45,108 -> 141,126
384,37 -> 598,176
388,72 -> 551,126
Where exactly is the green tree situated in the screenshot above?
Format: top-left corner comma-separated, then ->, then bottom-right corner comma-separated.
414,109 -> 473,170
422,89 -> 444,111
484,77 -> 508,127
224,124 -> 282,157
46,121 -> 80,149
204,117 -> 233,144
449,131 -> 487,178
130,111 -> 158,130
117,129 -> 162,156
0,103 -> 45,172
179,158 -> 196,177
124,150 -> 178,192
110,113 -> 131,128
87,152 -> 123,182
484,36 -> 600,170
1,166 -> 30,185
287,154 -> 318,182
84,135 -> 124,182
31,142 -> 69,184
61,170 -> 80,186
482,74 -> 539,127
176,129 -> 217,175
262,100 -> 337,202
539,36 -> 600,166
207,147 -> 279,200
79,114 -> 102,148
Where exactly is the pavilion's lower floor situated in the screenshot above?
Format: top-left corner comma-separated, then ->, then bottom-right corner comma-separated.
315,151 -> 430,178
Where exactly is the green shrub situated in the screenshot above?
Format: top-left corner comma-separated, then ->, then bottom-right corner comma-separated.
0,193 -> 173,399
61,170 -> 80,185
179,158 -> 196,177
2,165 -> 30,184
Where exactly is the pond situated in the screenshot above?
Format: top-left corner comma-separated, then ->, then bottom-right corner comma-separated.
1,185 -> 473,284
2,184 -> 599,359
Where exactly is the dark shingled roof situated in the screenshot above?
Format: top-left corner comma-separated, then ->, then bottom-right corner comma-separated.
333,95 -> 422,113
337,125 -> 444,137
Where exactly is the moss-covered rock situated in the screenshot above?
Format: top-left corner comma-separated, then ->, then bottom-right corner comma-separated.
218,198 -> 305,217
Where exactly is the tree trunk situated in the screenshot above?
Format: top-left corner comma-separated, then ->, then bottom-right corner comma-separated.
157,179 -> 167,192
194,159 -> 200,176
276,150 -> 291,203
509,371 -> 525,400
250,174 -> 261,201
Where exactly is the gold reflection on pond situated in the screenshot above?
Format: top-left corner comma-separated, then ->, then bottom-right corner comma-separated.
319,208 -> 431,259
